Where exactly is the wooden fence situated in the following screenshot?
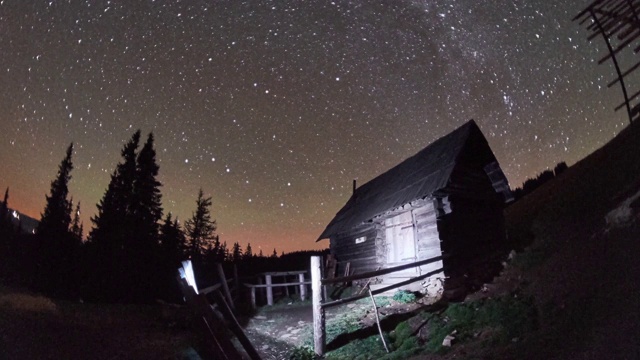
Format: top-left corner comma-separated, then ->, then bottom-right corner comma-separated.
244,270 -> 311,308
310,255 -> 445,356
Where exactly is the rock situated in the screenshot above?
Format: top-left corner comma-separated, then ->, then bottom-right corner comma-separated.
261,345 -> 270,350
508,250 -> 517,261
442,335 -> 455,347
254,315 -> 267,320
347,304 -> 356,309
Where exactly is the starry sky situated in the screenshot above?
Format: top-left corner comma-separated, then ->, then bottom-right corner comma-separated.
0,0 -> 635,254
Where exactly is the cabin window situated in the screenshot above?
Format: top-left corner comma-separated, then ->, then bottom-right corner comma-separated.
384,211 -> 416,263
355,236 -> 366,244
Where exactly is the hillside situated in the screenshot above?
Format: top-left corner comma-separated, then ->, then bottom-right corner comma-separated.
451,119 -> 640,359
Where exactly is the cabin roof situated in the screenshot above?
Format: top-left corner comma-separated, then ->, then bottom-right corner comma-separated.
317,119 -> 510,240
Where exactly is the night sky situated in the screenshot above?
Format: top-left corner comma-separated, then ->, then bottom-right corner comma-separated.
0,1 -> 634,253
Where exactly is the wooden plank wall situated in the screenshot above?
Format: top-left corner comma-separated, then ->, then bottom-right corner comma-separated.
330,223 -> 380,276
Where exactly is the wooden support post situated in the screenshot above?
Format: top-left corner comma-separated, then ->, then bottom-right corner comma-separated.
284,276 -> 290,297
257,277 -> 263,304
265,274 -> 273,306
233,263 -> 239,297
181,260 -> 199,293
299,273 -> 306,301
311,256 -> 325,357
176,276 -> 241,360
211,290 -> 262,360
250,286 -> 256,310
217,263 -> 235,311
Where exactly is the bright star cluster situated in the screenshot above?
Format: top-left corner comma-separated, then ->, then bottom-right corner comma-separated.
0,0 -> 632,253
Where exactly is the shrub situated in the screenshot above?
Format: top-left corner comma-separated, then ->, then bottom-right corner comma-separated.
392,290 -> 416,304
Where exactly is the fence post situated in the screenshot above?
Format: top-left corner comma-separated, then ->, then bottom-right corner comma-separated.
299,273 -> 306,301
216,263 -> 235,311
181,260 -> 199,294
233,263 -> 239,295
311,256 -> 325,356
265,274 -> 273,306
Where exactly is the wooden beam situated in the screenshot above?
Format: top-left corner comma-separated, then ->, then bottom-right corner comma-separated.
217,263 -> 235,311
311,256 -> 326,357
322,255 -> 446,285
265,274 -> 273,306
211,290 -> 262,360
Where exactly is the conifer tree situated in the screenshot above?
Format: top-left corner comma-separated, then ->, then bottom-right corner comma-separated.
0,187 -> 10,237
36,143 -> 78,297
244,242 -> 253,258
231,242 -> 242,262
184,189 -> 217,259
37,143 -> 74,238
158,213 -> 186,300
0,187 -> 12,263
132,132 -> 163,247
70,201 -> 83,243
87,131 -> 141,302
159,213 -> 186,263
89,131 -> 140,247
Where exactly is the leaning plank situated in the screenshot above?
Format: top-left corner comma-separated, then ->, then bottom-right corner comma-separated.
217,263 -> 235,311
177,276 -> 241,360
368,285 -> 389,353
211,290 -> 262,360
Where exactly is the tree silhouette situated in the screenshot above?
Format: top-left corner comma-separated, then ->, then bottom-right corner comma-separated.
231,242 -> 242,262
87,131 -> 141,302
70,201 -> 83,243
90,131 -> 140,249
131,132 -> 163,248
36,143 -> 78,297
37,143 -> 73,238
0,187 -> 13,272
244,242 -> 253,258
184,189 -> 217,259
130,132 -> 163,302
158,213 -> 186,301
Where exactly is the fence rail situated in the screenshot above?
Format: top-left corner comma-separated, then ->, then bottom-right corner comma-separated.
311,255 -> 445,356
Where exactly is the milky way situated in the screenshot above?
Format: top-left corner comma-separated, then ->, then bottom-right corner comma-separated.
0,0 -> 634,253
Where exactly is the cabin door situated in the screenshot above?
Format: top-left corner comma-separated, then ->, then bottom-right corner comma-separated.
384,211 -> 416,264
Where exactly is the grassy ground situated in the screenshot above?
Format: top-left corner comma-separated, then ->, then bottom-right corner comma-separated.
0,285 -> 197,359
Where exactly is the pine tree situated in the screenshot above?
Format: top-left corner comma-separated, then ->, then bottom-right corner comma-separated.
132,132 -> 163,246
0,187 -> 12,264
70,201 -> 83,243
158,213 -> 186,300
244,242 -> 253,258
271,248 -> 278,258
184,189 -> 217,259
220,241 -> 229,262
231,242 -> 242,262
129,133 -> 163,302
0,187 -> 10,236
258,249 -> 264,258
87,131 -> 141,302
36,143 -> 78,297
37,143 -> 74,238
159,213 -> 186,263
89,131 -> 140,248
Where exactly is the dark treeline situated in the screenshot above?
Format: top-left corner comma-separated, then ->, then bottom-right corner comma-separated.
511,161 -> 569,201
0,130 -> 322,304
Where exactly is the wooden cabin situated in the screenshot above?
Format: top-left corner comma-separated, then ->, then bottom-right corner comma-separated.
317,120 -> 512,297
